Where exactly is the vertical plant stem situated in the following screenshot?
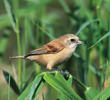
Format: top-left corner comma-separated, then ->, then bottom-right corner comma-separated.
12,0 -> 22,88
108,21 -> 110,63
16,19 -> 22,88
22,18 -> 28,88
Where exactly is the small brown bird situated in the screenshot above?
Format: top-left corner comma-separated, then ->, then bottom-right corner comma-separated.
11,34 -> 83,70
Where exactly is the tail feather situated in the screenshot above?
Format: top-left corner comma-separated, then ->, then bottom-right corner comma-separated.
9,56 -> 25,59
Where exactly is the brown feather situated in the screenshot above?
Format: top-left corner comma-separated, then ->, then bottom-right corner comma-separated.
25,39 -> 64,57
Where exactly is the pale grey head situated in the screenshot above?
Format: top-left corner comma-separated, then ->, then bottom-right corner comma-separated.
59,34 -> 83,50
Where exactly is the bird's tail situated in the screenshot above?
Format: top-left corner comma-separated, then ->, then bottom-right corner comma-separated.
9,56 -> 25,59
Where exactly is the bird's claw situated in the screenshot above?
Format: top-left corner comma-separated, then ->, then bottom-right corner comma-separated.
51,68 -> 71,80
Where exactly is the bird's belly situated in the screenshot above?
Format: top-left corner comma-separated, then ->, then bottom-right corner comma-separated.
26,55 -> 47,66
27,48 -> 73,67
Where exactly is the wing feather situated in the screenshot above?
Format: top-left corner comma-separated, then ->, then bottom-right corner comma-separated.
25,39 -> 64,57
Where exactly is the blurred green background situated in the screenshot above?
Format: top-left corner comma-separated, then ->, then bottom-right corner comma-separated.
0,0 -> 110,100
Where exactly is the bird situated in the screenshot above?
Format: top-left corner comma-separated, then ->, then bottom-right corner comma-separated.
10,34 -> 83,70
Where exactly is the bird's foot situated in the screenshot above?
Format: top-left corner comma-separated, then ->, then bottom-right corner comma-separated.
51,68 -> 70,80
61,70 -> 70,80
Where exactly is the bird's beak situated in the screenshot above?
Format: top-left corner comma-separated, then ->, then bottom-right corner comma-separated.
77,40 -> 84,44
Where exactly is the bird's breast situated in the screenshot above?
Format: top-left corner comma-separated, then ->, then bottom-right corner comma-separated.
43,48 -> 73,66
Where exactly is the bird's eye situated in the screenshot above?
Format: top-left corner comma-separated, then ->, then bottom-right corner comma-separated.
70,39 -> 75,42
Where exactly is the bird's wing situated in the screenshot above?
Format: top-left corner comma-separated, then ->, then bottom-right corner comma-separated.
25,39 -> 64,57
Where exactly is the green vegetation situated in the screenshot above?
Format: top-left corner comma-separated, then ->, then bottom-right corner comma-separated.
0,0 -> 110,100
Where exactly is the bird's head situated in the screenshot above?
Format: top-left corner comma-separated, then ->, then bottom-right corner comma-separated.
59,34 -> 83,50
